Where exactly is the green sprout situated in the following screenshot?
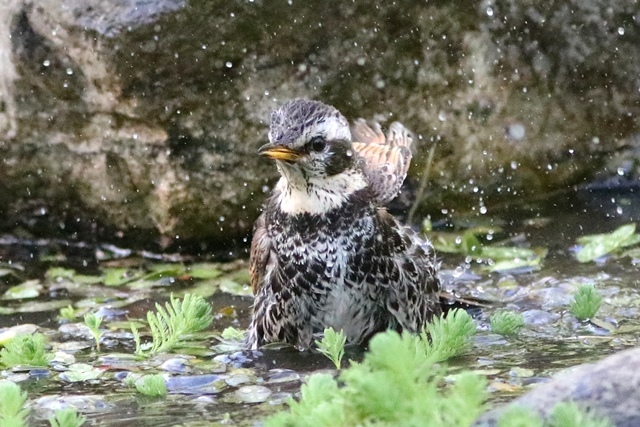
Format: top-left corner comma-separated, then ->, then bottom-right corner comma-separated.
497,401 -> 612,427
422,308 -> 476,362
498,405 -> 544,427
266,327 -> 485,427
0,381 -> 29,427
548,402 -> 612,427
490,310 -> 525,336
221,326 -> 246,341
0,333 -> 53,368
84,313 -> 104,351
315,328 -> 346,370
135,374 -> 167,397
135,294 -> 213,355
59,305 -> 79,322
571,284 -> 602,321
130,323 -> 142,355
49,407 -> 86,427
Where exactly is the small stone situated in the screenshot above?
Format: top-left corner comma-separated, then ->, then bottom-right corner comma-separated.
235,385 -> 272,403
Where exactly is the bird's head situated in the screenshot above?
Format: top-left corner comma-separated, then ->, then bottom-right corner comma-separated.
259,99 -> 357,182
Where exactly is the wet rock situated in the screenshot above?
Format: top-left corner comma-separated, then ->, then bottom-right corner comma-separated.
475,347 -> 640,427
266,369 -> 301,384
234,385 -> 272,404
159,357 -> 192,374
165,374 -> 228,395
0,0 -> 638,247
33,394 -> 112,417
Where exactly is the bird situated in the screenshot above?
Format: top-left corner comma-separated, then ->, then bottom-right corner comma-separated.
247,99 -> 441,350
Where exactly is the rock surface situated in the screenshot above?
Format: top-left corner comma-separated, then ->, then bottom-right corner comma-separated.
475,347 -> 640,426
0,0 -> 638,249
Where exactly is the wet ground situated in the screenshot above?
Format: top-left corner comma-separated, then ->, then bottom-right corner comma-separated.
1,187 -> 640,426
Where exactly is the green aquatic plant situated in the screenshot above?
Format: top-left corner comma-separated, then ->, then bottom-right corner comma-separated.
130,323 -> 143,355
427,226 -> 546,272
0,381 -> 29,427
315,328 -> 346,370
571,284 -> 602,321
49,407 -> 86,427
267,329 -> 486,427
135,293 -> 213,355
547,402 -> 612,427
59,305 -> 79,321
498,405 -> 544,427
84,313 -> 104,351
575,223 -> 640,263
135,374 -> 167,397
423,308 -> 476,362
221,326 -> 246,341
490,310 -> 525,336
497,402 -> 612,427
0,333 -> 53,368
266,310 -> 479,427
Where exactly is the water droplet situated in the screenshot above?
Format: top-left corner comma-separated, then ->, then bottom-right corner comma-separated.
616,206 -> 623,215
66,68 -> 73,75
453,266 -> 465,278
438,111 -> 446,122
486,6 -> 494,16
43,60 -> 51,67
455,236 -> 462,245
225,61 -> 233,68
617,167 -> 625,176
479,206 -> 488,214
618,27 -> 625,35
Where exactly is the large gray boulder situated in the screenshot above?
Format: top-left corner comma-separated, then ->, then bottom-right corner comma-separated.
475,347 -> 640,426
0,0 -> 638,248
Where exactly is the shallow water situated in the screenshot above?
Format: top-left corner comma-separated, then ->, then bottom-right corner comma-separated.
1,187 -> 640,426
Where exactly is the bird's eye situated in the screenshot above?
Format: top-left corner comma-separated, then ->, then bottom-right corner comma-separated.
309,136 -> 326,152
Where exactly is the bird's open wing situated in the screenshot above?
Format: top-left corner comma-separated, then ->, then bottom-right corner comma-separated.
250,212 -> 271,295
351,119 -> 413,205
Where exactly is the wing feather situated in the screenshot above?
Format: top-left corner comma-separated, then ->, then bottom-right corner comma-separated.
249,212 -> 270,294
351,119 -> 413,205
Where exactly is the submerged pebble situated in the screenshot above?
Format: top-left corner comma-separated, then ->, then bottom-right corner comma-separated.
267,369 -> 300,384
34,394 -> 111,415
166,374 -> 228,394
160,357 -> 192,374
522,309 -> 560,325
225,373 -> 252,387
235,385 -> 272,403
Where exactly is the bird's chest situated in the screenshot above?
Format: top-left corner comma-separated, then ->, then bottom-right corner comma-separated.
267,205 -> 381,305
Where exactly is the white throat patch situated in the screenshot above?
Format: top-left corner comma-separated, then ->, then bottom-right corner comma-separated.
275,169 -> 368,215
